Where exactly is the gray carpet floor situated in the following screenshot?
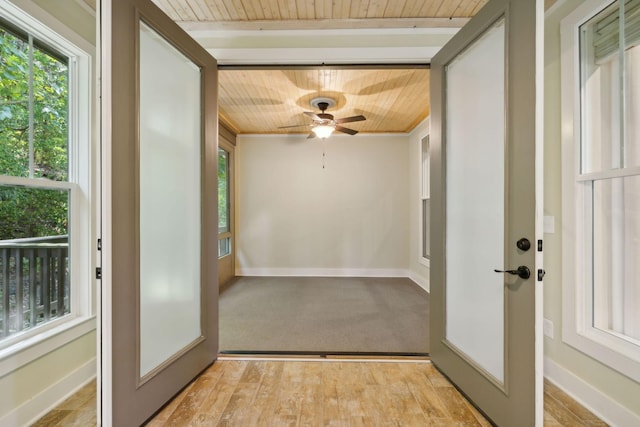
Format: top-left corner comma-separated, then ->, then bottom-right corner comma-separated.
219,276 -> 429,354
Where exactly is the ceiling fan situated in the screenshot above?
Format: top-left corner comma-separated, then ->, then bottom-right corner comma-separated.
279,97 -> 366,139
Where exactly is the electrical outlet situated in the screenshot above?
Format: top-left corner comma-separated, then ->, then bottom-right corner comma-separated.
543,318 -> 554,339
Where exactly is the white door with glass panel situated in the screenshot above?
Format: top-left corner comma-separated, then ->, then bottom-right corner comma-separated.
429,0 -> 543,424
101,0 -> 218,425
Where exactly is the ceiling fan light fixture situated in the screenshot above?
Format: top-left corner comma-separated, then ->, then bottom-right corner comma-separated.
312,124 -> 335,139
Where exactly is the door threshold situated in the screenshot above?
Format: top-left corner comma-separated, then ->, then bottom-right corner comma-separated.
218,350 -> 430,362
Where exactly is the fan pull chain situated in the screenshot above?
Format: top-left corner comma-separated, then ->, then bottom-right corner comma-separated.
322,140 -> 327,169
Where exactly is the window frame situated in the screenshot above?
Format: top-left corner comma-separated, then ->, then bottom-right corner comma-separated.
218,138 -> 233,260
561,0 -> 640,382
0,1 -> 95,370
419,133 -> 430,267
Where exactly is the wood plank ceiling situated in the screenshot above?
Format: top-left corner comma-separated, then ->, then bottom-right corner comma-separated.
150,0 -> 492,135
218,67 -> 430,135
152,0 -> 487,22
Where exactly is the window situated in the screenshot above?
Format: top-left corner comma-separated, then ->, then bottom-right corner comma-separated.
0,4 -> 92,352
562,0 -> 640,381
218,147 -> 231,258
420,135 -> 430,265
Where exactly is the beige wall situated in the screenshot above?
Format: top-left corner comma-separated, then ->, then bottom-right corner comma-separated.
32,0 -> 95,45
1,0 -> 97,424
0,331 -> 95,424
544,0 -> 640,421
235,133 -> 410,275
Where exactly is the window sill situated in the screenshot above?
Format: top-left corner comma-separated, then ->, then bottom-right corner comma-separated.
563,324 -> 640,384
0,316 -> 96,378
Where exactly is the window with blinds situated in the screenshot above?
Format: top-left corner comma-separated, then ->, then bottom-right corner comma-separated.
577,0 -> 640,353
590,0 -> 640,63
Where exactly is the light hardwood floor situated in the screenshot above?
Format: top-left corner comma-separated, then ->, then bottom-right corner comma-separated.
33,359 -> 608,426
31,380 -> 96,427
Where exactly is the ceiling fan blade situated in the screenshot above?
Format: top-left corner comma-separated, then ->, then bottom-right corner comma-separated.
335,125 -> 358,135
304,111 -> 321,121
278,123 -> 312,129
307,132 -> 316,139
335,115 -> 366,124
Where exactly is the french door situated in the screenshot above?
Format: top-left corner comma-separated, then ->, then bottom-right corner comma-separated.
429,0 -> 544,425
100,0 -> 219,425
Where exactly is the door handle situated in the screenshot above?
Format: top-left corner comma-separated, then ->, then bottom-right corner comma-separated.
494,266 -> 530,279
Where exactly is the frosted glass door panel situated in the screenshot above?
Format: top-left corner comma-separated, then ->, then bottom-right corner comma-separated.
445,19 -> 506,383
139,23 -> 202,377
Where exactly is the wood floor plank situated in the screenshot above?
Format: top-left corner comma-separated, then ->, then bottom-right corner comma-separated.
55,408 -> 96,427
435,386 -> 486,426
35,359 -> 611,427
349,415 -> 381,426
273,362 -> 307,418
193,363 -> 245,423
462,398 -> 495,427
240,360 -> 267,383
360,385 -> 392,423
31,409 -> 71,427
379,363 -> 424,417
56,382 -> 96,411
321,362 -> 347,426
544,411 -> 565,427
544,389 -> 591,426
148,379 -> 197,424
258,413 -> 299,426
254,362 -> 286,425
367,362 -> 392,385
354,361 -> 380,386
340,384 -> 370,421
163,373 -> 219,426
398,362 -> 449,419
422,417 -> 461,426
544,380 -> 609,426
217,381 -> 261,426
423,362 -> 455,388
298,379 -> 325,426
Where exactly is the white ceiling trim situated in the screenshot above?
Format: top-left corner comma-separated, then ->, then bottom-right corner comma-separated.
206,46 -> 444,65
185,26 -> 460,65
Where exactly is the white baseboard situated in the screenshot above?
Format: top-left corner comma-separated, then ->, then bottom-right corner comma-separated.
0,358 -> 96,427
409,271 -> 429,293
235,267 -> 411,278
544,357 -> 640,427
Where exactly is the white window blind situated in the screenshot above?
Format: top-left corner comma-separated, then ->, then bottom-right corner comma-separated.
591,0 -> 640,62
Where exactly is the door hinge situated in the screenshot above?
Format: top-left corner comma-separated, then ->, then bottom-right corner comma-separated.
96,267 -> 102,280
537,239 -> 543,252
97,238 -> 102,251
537,269 -> 546,281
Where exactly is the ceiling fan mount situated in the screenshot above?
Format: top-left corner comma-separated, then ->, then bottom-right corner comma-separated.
310,97 -> 336,111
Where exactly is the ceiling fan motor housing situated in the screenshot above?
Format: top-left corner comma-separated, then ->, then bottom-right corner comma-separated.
318,113 -> 334,121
